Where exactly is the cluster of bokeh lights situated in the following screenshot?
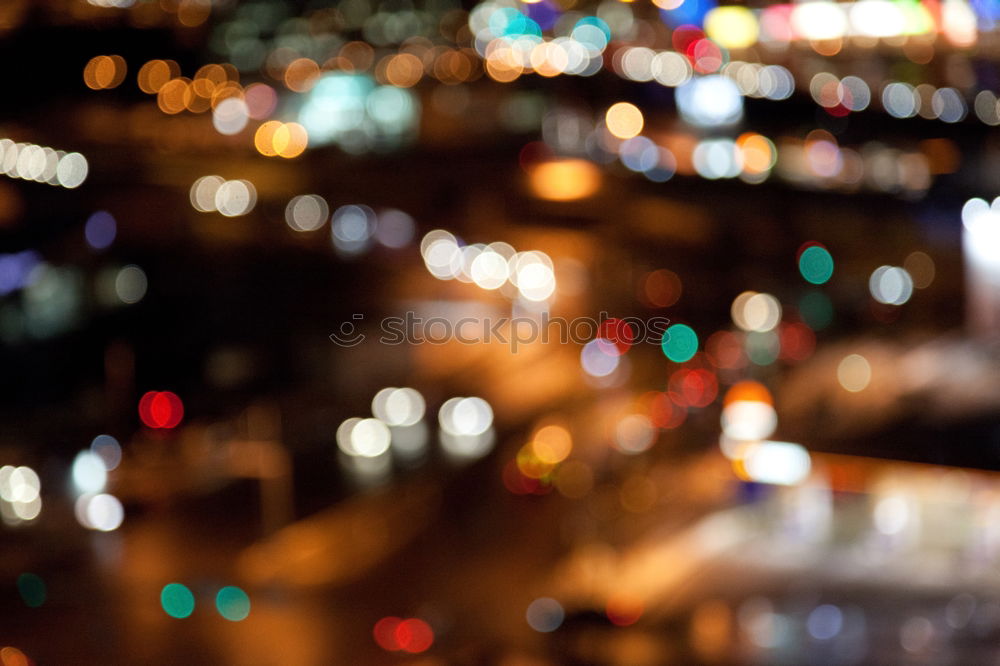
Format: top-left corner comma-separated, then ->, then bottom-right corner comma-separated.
48,1 -> 999,658
0,466 -> 41,525
0,139 -> 88,189
421,230 -> 557,302
160,583 -> 251,622
139,391 -> 184,429
373,616 -> 434,653
190,176 -> 257,217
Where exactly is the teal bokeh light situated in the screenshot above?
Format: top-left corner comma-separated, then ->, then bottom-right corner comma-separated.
216,586 -> 251,622
161,583 -> 195,619
298,73 -> 419,152
799,290 -> 834,330
662,324 -> 699,362
799,245 -> 834,285
17,573 -> 45,608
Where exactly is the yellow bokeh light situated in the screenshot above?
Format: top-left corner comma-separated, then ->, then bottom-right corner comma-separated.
723,380 -> 773,407
486,45 -> 524,83
210,81 -> 244,109
183,84 -> 211,114
528,159 -> 602,201
254,121 -> 282,157
516,444 -> 556,479
737,132 -> 777,174
531,424 -> 572,465
530,42 -> 568,78
837,354 -> 871,393
84,55 -> 127,90
177,0 -> 211,27
192,63 -> 227,97
339,41 -> 375,72
433,50 -> 474,85
485,51 -> 522,83
284,58 -> 321,93
157,78 -> 190,114
0,647 -> 28,666
385,53 -> 424,88
221,63 -> 240,83
273,122 -> 308,159
137,59 -> 178,94
605,102 -> 644,139
704,6 -> 759,50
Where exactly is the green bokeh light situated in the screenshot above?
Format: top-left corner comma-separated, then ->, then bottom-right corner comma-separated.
216,586 -> 250,622
746,331 -> 780,365
161,583 -> 195,619
17,573 -> 45,608
799,246 -> 834,285
799,291 -> 834,330
661,324 -> 698,362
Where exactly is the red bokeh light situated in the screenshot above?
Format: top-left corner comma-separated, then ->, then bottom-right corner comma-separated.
668,369 -> 718,408
778,322 -> 816,362
796,240 -> 827,263
395,618 -> 434,653
597,318 -> 635,356
606,595 -> 644,627
373,616 -> 402,650
705,330 -> 747,370
687,38 -> 724,74
641,391 -> 687,429
671,25 -> 704,54
639,269 -> 682,308
138,391 -> 184,429
374,616 -> 434,653
826,103 -> 850,117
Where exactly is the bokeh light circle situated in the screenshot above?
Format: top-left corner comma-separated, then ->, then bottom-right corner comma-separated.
161,583 -> 195,619
662,324 -> 698,362
799,245 -> 834,284
215,586 -> 251,622
526,597 -> 565,632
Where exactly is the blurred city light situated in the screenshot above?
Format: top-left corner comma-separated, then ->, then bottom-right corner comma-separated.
5,1 -> 1000,662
